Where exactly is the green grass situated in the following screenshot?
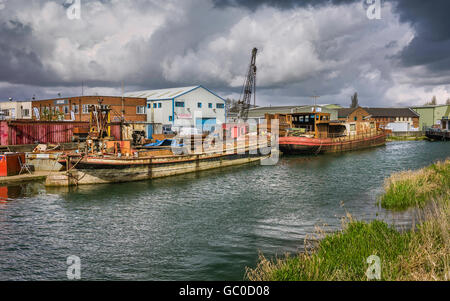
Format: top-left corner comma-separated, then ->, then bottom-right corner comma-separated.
246,160 -> 450,281
247,220 -> 411,281
386,136 -> 427,142
380,159 -> 450,210
246,203 -> 449,281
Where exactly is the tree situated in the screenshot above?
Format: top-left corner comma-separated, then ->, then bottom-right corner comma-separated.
426,96 -> 437,106
226,98 -> 240,113
350,92 -> 359,108
446,98 -> 450,105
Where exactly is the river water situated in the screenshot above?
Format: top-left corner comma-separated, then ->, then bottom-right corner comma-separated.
0,141 -> 448,280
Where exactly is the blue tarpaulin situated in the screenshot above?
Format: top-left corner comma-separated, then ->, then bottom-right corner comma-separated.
144,139 -> 184,147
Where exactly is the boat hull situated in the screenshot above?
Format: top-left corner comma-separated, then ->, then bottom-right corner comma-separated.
279,133 -> 387,155
45,149 -> 273,187
425,130 -> 450,141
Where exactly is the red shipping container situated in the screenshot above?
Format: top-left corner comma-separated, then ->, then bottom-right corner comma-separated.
0,121 -> 123,146
0,153 -> 26,177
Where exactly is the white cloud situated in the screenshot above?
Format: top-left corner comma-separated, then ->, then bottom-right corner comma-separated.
0,0 -> 447,106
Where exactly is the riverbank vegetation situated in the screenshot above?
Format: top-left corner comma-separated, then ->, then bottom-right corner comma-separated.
386,136 -> 427,142
246,159 -> 450,281
380,159 -> 449,210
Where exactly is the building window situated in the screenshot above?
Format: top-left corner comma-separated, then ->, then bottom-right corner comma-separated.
208,103 -> 213,108
137,106 -> 146,114
82,104 -> 91,114
23,109 -> 30,117
350,124 -> 356,131
158,103 -> 162,108
153,103 -> 157,108
169,116 -> 173,122
54,106 -> 60,113
354,116 -> 357,121
175,101 -> 185,108
72,105 -> 79,114
147,103 -> 151,109
63,105 -> 70,114
198,102 -> 202,108
216,103 -> 225,109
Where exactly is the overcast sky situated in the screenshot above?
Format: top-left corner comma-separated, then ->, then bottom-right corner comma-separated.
0,0 -> 449,107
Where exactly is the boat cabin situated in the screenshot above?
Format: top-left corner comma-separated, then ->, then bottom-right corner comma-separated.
440,117 -> 449,131
267,112 -> 345,139
265,111 -> 379,139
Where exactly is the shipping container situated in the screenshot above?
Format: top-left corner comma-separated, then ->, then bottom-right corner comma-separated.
0,121 -> 122,146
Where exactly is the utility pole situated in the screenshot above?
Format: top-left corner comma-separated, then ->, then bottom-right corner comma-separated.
311,93 -> 320,112
121,81 -> 125,122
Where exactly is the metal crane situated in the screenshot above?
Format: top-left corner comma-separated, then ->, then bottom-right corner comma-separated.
237,47 -> 258,121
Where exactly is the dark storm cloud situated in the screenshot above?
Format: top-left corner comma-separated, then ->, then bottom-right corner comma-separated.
0,20 -> 47,85
0,0 -> 448,104
212,0 -> 359,10
392,0 -> 450,74
217,0 -> 450,75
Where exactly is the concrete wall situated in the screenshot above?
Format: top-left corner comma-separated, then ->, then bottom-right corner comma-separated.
389,131 -> 425,137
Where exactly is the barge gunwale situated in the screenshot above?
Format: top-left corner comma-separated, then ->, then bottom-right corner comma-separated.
279,132 -> 387,155
46,142 -> 274,186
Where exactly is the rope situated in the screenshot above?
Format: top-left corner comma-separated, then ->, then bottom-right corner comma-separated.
315,137 -> 324,155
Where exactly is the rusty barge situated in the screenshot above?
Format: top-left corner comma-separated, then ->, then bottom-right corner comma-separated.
45,143 -> 271,187
266,111 -> 386,155
45,102 -> 274,187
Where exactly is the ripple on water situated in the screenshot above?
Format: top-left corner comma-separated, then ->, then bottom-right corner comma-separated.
0,141 -> 449,280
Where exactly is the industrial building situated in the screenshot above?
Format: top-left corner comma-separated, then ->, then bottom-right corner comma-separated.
125,86 -> 227,137
412,105 -> 450,130
230,104 -> 343,124
338,107 -> 420,132
31,96 -> 147,123
0,101 -> 32,120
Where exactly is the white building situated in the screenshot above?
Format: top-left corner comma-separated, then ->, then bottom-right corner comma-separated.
0,101 -> 32,120
125,86 -> 227,137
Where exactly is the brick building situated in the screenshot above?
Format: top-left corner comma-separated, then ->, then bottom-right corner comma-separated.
338,107 -> 371,122
364,108 -> 420,129
338,107 -> 420,131
31,96 -> 147,122
337,107 -> 373,132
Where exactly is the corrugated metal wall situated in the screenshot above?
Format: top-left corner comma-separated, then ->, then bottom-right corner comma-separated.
0,121 -> 122,145
0,122 -> 8,146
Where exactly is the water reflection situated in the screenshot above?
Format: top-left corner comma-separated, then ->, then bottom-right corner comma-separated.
0,183 -> 41,203
0,141 -> 449,281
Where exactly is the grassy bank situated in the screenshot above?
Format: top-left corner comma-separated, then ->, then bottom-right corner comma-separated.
246,160 -> 450,281
386,136 -> 427,142
380,159 -> 449,210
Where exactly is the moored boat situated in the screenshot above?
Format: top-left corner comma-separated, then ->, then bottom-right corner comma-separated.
425,117 -> 449,141
266,111 -> 387,155
45,139 -> 274,187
